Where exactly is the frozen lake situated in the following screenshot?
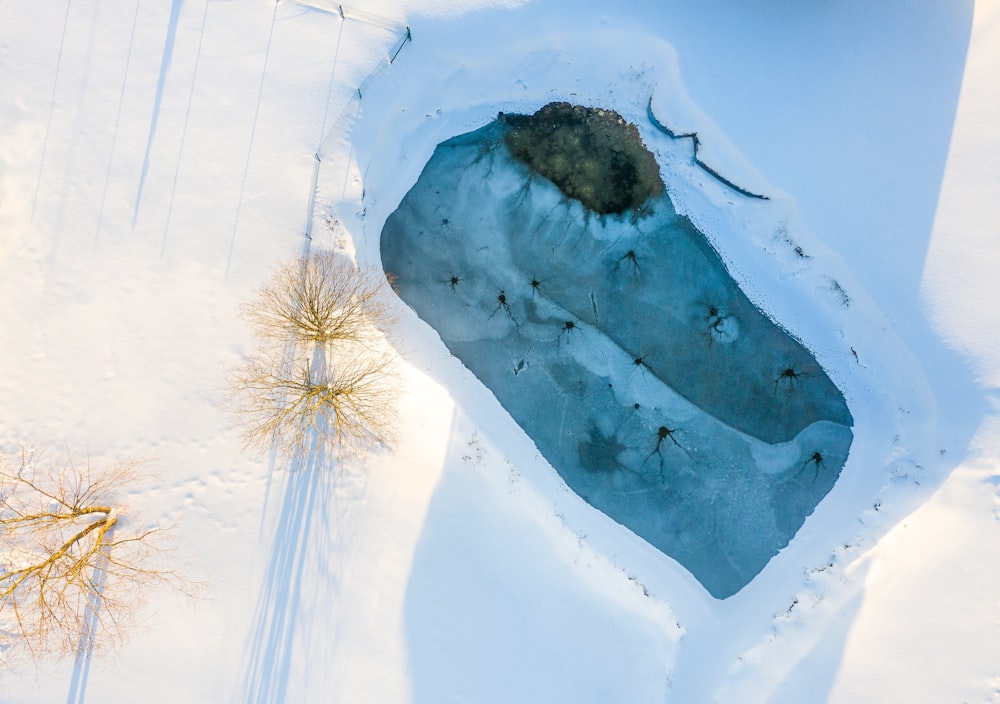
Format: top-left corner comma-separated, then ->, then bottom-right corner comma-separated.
382,105 -> 853,598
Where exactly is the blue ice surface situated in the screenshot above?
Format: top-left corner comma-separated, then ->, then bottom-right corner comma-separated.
381,118 -> 853,598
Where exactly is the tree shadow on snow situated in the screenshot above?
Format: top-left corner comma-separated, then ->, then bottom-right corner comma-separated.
239,443 -> 368,703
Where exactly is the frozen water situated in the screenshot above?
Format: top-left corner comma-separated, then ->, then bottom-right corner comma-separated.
381,114 -> 853,599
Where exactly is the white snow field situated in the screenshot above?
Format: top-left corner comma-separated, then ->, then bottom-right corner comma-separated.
1,0 -> 999,702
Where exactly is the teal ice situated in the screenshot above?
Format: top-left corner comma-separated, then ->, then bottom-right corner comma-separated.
381,116 -> 853,599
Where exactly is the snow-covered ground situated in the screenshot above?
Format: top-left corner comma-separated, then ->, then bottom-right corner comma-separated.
1,0 -> 998,702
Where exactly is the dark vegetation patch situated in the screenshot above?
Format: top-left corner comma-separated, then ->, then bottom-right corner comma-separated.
502,102 -> 665,215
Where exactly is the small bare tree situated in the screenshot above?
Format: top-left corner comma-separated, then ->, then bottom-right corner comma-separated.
1,446 -> 175,661
244,252 -> 395,347
231,251 -> 399,459
233,348 -> 397,458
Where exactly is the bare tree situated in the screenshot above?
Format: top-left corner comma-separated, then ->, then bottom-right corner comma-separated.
233,347 -> 397,458
243,252 -> 395,348
1,446 -> 176,661
231,251 -> 399,459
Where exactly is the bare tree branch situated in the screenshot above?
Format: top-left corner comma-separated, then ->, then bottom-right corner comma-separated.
1,447 -> 181,662
243,252 -> 396,348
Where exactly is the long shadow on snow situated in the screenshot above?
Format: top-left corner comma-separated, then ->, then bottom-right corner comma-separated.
240,437 -> 368,703
241,447 -> 326,704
